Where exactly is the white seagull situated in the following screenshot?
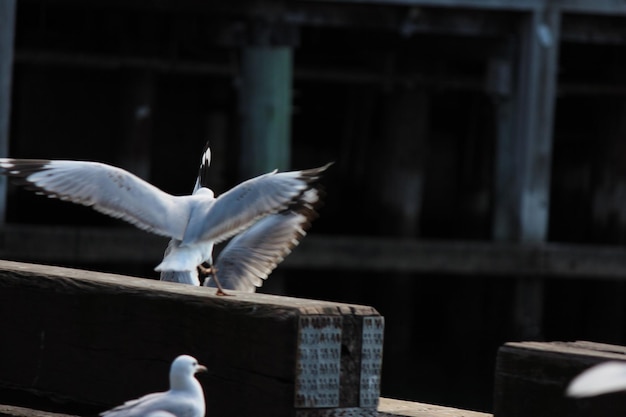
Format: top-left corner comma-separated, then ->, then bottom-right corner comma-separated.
160,144 -> 323,292
101,354 -> 206,417
567,361 -> 626,398
0,155 -> 331,292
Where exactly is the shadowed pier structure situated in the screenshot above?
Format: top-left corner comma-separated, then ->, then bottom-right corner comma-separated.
0,260 -> 383,417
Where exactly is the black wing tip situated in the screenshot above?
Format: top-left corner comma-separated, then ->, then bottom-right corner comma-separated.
0,158 -> 53,175
299,162 -> 334,182
196,142 -> 212,189
0,159 -> 57,194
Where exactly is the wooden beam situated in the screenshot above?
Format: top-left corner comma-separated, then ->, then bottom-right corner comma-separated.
378,398 -> 491,417
4,225 -> 626,284
0,0 -> 16,223
0,405 -> 78,417
0,260 -> 383,417
377,89 -> 428,236
491,8 -> 560,339
0,399 -> 494,417
494,341 -> 626,417
6,225 -> 626,279
493,10 -> 560,242
309,0 -> 626,15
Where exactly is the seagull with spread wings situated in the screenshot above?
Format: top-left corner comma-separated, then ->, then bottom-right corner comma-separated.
0,153 -> 331,295
160,144 -> 324,292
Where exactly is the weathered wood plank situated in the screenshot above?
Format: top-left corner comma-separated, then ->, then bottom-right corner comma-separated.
307,0 -> 626,16
0,405 -> 78,417
494,341 -> 626,417
378,397 -> 491,417
0,260 -> 382,417
0,398 -> 492,417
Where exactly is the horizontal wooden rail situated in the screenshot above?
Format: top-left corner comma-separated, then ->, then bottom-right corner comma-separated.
0,260 -> 383,417
0,398 -> 492,417
2,225 -> 626,279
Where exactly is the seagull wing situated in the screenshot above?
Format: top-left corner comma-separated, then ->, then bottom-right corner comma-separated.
567,361 -> 626,398
100,391 -> 199,417
0,159 -> 192,240
100,392 -> 165,417
205,188 -> 321,292
183,163 -> 331,246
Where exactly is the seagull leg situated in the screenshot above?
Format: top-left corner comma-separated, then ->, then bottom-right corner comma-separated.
198,264 -> 230,296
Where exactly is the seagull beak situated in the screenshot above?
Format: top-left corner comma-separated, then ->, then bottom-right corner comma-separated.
196,364 -> 208,373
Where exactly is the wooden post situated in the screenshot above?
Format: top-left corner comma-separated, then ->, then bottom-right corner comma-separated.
0,0 -> 16,223
377,88 -> 428,236
238,44 -> 292,179
494,341 -> 626,417
375,88 -> 429,390
0,260 -> 384,417
491,9 -> 561,339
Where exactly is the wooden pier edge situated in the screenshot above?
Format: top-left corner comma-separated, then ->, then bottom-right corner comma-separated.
494,340 -> 626,417
0,398 -> 493,417
0,260 -> 383,417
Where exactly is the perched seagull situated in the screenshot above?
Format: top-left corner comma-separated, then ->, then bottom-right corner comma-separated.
101,354 -> 206,417
160,144 -> 324,292
0,156 -> 331,292
567,361 -> 626,398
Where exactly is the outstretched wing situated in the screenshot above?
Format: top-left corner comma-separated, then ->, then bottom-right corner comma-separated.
205,188 -> 321,292
0,159 -> 192,240
183,163 -> 332,246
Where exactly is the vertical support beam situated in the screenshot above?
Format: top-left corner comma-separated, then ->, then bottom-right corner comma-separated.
377,89 -> 428,236
118,71 -> 155,180
376,87 -> 429,394
239,44 -> 292,179
516,9 -> 560,243
0,0 -> 16,223
492,9 -> 561,339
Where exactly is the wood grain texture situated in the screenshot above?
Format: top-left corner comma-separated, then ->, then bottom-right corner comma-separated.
0,404 -> 78,417
494,341 -> 626,417
0,260 -> 380,417
378,398 -> 491,417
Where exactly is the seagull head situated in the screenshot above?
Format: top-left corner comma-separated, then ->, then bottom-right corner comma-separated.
169,355 -> 207,390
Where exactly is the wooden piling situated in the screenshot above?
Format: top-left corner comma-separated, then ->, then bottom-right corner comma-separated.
238,45 -> 293,179
494,341 -> 626,417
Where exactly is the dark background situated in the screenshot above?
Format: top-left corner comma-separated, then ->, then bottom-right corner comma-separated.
5,0 -> 626,413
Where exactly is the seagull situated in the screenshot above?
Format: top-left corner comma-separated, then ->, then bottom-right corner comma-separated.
567,361 -> 626,398
160,144 -> 324,292
0,155 -> 331,291
100,354 -> 206,417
